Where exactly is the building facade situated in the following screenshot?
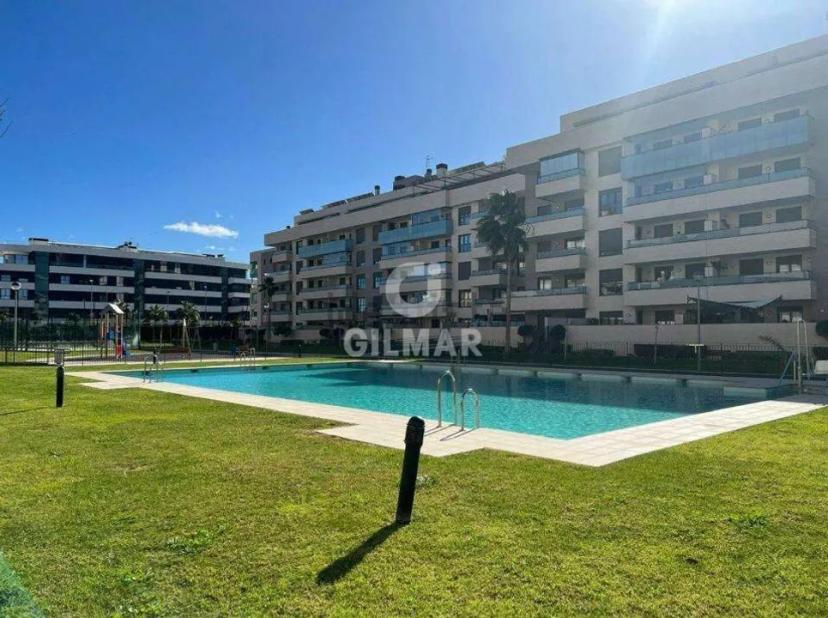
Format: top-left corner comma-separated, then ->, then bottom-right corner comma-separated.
252,35 -> 828,342
0,238 -> 251,325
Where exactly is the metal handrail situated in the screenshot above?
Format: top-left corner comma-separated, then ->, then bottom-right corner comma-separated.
436,369 -> 457,427
460,387 -> 480,431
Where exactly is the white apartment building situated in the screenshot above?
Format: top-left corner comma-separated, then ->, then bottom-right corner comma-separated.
252,35 -> 827,344
0,238 -> 251,325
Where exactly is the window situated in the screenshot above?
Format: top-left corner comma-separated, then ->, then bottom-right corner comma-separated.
458,290 -> 472,308
537,204 -> 554,216
738,164 -> 763,179
598,146 -> 621,176
0,289 -> 8,300
654,181 -> 673,194
684,175 -> 704,189
683,131 -> 702,143
355,228 -> 365,244
565,237 -> 586,249
598,228 -> 623,256
60,275 -> 70,285
685,263 -> 706,279
372,272 -> 384,289
537,277 -> 552,290
458,234 -> 471,253
776,255 -> 802,273
654,265 -> 673,281
738,117 -> 762,131
356,274 -> 366,289
356,250 -> 365,267
372,225 -> 382,242
774,157 -> 801,173
564,197 -> 584,210
99,276 -> 108,286
357,297 -> 366,312
458,206 -> 471,226
776,206 -> 802,224
458,262 -> 471,281
655,310 -> 676,325
599,269 -> 623,296
599,188 -> 622,216
739,258 -> 764,276
653,223 -> 674,238
372,248 -> 382,264
739,211 -> 763,228
684,219 -> 706,234
600,311 -> 624,325
539,151 -> 582,180
778,306 -> 803,323
653,139 -> 673,150
773,109 -> 800,122
564,274 -> 585,288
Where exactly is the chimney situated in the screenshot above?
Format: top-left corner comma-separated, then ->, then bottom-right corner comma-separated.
425,167 -> 433,178
393,175 -> 406,190
374,184 -> 380,196
436,162 -> 448,178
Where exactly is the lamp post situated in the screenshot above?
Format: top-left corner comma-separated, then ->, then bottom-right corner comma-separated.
695,276 -> 703,372
263,302 -> 270,354
11,280 -> 21,362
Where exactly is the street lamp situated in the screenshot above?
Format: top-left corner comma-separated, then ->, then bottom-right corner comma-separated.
10,280 -> 21,362
263,303 -> 270,354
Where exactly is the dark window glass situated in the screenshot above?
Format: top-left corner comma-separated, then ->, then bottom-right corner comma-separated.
598,146 -> 622,176
739,258 -> 764,276
774,157 -> 800,173
773,109 -> 800,122
738,164 -> 763,179
776,206 -> 802,223
599,269 -> 623,296
355,228 -> 365,243
684,219 -> 706,234
653,139 -> 673,150
655,310 -> 676,325
458,206 -> 471,226
739,211 -> 763,228
738,117 -> 762,131
685,263 -> 706,279
458,262 -> 471,281
684,175 -> 704,189
598,228 -> 623,256
776,255 -> 802,273
654,223 -> 673,238
599,188 -> 622,216
600,311 -> 624,325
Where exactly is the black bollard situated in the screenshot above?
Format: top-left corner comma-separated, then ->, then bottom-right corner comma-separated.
56,364 -> 65,408
395,416 -> 425,525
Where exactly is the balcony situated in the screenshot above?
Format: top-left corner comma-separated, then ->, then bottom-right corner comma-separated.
263,310 -> 292,322
379,246 -> 452,268
535,168 -> 585,200
625,220 -> 816,264
297,239 -> 352,258
297,262 -> 350,279
265,270 -> 291,283
296,307 -> 352,321
525,208 -> 586,239
470,269 -> 508,287
510,286 -> 587,312
299,284 -> 351,300
382,273 -> 452,294
621,114 -> 813,179
380,302 -> 450,318
535,247 -> 587,273
267,250 -> 292,263
625,271 -> 815,306
378,219 -> 453,245
624,168 -> 815,221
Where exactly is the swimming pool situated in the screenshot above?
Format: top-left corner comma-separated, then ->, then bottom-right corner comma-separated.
127,363 -> 764,440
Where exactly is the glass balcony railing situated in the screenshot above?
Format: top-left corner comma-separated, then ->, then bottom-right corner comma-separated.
537,247 -> 586,259
512,286 -> 587,298
627,219 -> 811,249
526,207 -> 585,224
380,246 -> 452,260
627,270 -> 811,291
621,114 -> 812,179
378,219 -> 453,245
626,168 -> 812,207
297,238 -> 352,258
536,167 -> 585,185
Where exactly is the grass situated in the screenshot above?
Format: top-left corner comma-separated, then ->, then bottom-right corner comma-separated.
0,365 -> 826,615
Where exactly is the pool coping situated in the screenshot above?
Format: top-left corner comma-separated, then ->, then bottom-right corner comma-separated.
70,362 -> 828,467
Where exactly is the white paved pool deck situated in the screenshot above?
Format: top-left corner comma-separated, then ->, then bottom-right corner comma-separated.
71,363 -> 828,467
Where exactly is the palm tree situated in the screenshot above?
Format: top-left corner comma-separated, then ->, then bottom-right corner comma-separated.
476,190 -> 528,357
257,275 -> 277,346
145,305 -> 168,345
177,301 -> 200,350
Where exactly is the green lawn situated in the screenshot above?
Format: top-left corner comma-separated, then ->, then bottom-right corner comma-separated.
0,366 -> 826,616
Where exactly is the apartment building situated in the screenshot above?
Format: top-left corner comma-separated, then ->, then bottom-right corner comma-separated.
253,35 -> 827,341
0,238 -> 251,324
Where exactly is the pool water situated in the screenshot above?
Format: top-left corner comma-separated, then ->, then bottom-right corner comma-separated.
130,363 -> 762,440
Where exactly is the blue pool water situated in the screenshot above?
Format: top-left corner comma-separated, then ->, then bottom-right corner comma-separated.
123,363 -> 762,439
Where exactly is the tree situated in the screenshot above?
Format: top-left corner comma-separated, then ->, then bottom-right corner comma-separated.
176,301 -> 200,351
257,275 -> 277,338
145,305 -> 168,344
476,190 -> 529,357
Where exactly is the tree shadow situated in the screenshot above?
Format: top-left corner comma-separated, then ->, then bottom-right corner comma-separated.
0,407 -> 49,418
316,522 -> 402,585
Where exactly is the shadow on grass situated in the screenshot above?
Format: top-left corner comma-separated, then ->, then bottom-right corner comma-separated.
0,407 -> 49,418
316,522 -> 402,585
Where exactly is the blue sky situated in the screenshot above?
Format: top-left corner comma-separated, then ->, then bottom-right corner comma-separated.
1,0 -> 825,261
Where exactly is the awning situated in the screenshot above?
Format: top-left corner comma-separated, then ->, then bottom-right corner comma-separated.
687,296 -> 782,311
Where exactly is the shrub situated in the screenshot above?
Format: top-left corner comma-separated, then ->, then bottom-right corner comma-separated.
548,324 -> 567,341
273,324 -> 292,337
318,328 -> 332,339
517,324 -> 536,339
816,320 -> 828,339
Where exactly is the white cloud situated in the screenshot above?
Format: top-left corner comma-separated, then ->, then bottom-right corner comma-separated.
163,221 -> 238,239
214,210 -> 222,219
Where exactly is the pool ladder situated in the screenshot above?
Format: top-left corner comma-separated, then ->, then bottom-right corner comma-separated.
143,353 -> 163,383
436,370 -> 480,430
239,348 -> 257,370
